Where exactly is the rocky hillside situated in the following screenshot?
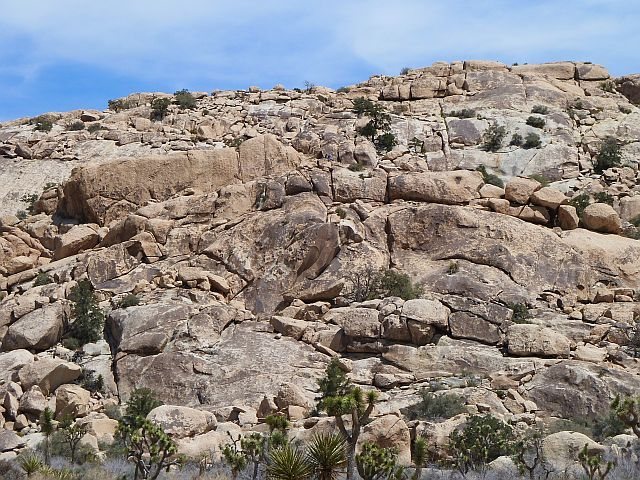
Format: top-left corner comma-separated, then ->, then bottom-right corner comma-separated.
1,60 -> 640,478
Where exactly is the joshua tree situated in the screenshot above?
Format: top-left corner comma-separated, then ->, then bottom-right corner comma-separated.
59,417 -> 88,464
40,407 -> 55,465
318,359 -> 377,480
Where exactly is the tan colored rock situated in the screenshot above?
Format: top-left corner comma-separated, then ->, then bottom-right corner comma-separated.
511,62 -> 576,80
574,344 -> 607,363
332,168 -> 387,203
2,302 -> 68,352
576,64 -> 610,81
77,413 -> 119,444
58,149 -> 242,225
18,386 -> 47,417
18,357 -> 82,395
542,431 -> 604,471
331,308 -> 380,338
270,316 -> 309,340
506,324 -> 570,357
55,384 -> 91,418
479,184 -> 504,198
238,134 -> 301,182
147,405 -> 217,438
275,382 -> 313,410
558,205 -> 579,230
389,171 -> 483,204
359,415 -> 412,465
504,177 -> 541,204
582,203 -> 621,233
53,225 -> 99,260
401,299 -> 450,329
530,187 -> 566,209
176,422 -> 242,460
449,312 -> 501,345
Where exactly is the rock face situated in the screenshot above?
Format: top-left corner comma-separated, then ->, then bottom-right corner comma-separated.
147,405 -> 217,438
1,60 -> 640,470
582,203 -> 621,233
2,303 -> 68,352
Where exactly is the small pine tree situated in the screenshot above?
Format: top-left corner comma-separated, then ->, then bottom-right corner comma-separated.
40,407 -> 55,465
594,136 -> 622,173
68,280 -> 105,346
122,387 -> 164,429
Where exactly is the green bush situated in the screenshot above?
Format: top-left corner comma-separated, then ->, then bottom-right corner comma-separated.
408,388 -> 466,420
592,409 -> 628,441
348,162 -> 365,172
122,387 -> 163,428
448,415 -> 516,476
400,67 -> 411,75
448,109 -> 476,119
476,165 -> 504,188
375,132 -> 397,152
21,193 -> 38,215
86,123 -> 103,133
447,261 -> 459,275
594,136 -> 622,173
600,80 -> 616,93
79,370 -> 104,394
569,193 -> 591,219
67,279 -> 105,346
174,89 -> 197,109
376,269 -> 422,300
34,271 -> 54,287
528,173 -> 549,187
523,132 -> 542,149
151,97 -> 171,120
482,123 -> 506,152
510,133 -> 523,146
507,302 -> 531,324
118,294 -> 140,309
593,192 -> 614,205
526,116 -> 546,128
66,120 -> 85,131
531,105 -> 549,114
32,115 -> 53,132
108,98 -> 135,112
336,86 -> 351,93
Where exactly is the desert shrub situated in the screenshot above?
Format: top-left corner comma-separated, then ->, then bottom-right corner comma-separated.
526,116 -> 546,129
16,210 -> 28,220
482,123 -> 506,152
151,97 -> 171,120
348,162 -> 365,172
592,409 -> 628,441
32,115 -> 53,132
507,302 -> 531,324
407,388 -> 466,421
67,280 -> 105,346
447,261 -> 459,275
375,132 -> 397,152
569,192 -> 591,219
448,415 -> 516,476
79,370 -> 104,394
620,105 -> 632,114
523,132 -> 542,149
600,80 -> 616,93
476,165 -> 504,188
336,86 -> 351,93
531,105 -> 549,114
448,109 -> 476,119
86,123 -> 103,133
626,320 -> 640,358
593,192 -> 614,205
117,294 -> 140,309
400,67 -> 411,75
34,271 -> 54,287
594,136 -> 622,173
108,98 -> 135,112
174,89 -> 197,109
356,443 -> 403,480
304,80 -> 316,93
122,388 -> 163,428
21,193 -> 39,214
510,133 -> 523,146
377,269 -> 422,300
528,173 -> 550,187
66,121 -> 85,131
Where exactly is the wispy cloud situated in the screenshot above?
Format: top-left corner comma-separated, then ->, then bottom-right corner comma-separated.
0,0 -> 638,120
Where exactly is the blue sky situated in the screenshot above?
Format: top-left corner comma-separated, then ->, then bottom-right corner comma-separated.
0,0 -> 638,121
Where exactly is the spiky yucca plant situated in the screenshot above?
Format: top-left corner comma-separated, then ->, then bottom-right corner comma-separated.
267,445 -> 313,480
307,433 -> 347,480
